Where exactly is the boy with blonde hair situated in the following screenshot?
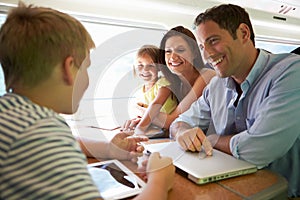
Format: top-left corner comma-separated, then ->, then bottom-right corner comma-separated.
0,2 -> 174,199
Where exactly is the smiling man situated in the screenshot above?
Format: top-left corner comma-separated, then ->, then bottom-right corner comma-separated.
169,4 -> 300,198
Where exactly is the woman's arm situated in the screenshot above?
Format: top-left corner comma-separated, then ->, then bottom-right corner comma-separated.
152,69 -> 215,129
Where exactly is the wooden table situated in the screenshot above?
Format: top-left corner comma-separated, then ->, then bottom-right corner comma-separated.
88,141 -> 288,200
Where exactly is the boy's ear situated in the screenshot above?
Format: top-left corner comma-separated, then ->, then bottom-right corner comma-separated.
63,56 -> 75,85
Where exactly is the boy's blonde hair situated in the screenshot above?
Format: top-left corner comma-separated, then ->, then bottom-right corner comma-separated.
0,2 -> 95,90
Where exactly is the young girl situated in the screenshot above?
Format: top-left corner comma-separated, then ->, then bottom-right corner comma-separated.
133,44 -> 178,135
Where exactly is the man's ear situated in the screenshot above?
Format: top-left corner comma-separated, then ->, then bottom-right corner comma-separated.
238,23 -> 251,42
63,56 -> 75,85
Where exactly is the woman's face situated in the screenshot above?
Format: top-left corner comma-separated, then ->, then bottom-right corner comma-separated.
164,35 -> 195,76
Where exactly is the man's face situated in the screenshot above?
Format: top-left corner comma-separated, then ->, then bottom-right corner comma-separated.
195,20 -> 244,78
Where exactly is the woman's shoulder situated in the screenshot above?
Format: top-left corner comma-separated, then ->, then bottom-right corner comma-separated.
198,68 -> 216,83
199,67 -> 215,74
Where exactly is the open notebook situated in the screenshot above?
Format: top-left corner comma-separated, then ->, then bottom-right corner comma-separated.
144,141 -> 257,184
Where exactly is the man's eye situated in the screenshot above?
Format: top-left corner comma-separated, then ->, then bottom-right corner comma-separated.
208,37 -> 219,45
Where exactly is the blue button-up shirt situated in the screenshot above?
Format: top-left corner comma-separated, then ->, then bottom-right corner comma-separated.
173,49 -> 300,197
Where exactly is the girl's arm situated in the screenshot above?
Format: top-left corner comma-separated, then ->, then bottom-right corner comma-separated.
152,69 -> 216,129
135,86 -> 172,134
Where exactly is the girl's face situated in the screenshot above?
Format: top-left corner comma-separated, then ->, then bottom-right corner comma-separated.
164,36 -> 195,76
135,54 -> 159,83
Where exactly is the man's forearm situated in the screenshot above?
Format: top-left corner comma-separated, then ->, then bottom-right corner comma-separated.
169,121 -> 192,139
207,134 -> 233,155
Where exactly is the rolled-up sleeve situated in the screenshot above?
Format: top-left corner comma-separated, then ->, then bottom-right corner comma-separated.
230,58 -> 300,168
173,89 -> 211,129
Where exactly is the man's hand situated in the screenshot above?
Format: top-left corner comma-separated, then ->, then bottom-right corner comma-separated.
169,121 -> 191,139
176,127 -> 213,156
108,132 -> 149,162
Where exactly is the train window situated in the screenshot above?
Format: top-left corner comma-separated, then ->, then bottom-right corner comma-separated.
77,20 -> 166,127
0,5 -> 299,127
255,39 -> 299,53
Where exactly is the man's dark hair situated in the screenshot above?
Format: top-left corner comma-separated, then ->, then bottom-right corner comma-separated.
194,4 -> 255,45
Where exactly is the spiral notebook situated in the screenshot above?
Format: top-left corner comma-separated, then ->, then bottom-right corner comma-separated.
144,141 -> 257,184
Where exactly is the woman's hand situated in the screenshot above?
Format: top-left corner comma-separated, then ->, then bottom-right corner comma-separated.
122,116 -> 142,132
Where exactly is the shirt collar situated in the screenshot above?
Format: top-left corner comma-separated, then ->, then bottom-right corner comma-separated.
224,49 -> 270,92
242,49 -> 269,88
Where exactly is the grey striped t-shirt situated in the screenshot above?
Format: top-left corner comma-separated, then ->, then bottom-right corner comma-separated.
0,93 -> 101,200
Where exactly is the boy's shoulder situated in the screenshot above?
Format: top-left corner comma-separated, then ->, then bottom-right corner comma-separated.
1,93 -> 54,114
0,93 -> 65,133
